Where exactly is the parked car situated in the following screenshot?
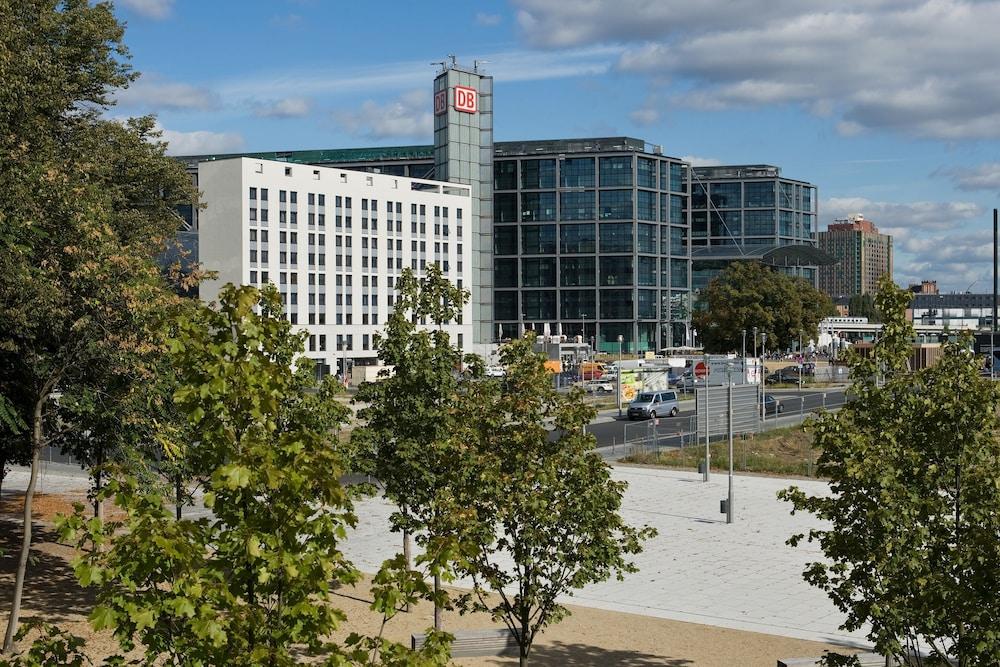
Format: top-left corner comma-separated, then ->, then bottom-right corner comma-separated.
801,362 -> 816,376
762,394 -> 784,415
627,390 -> 680,420
485,366 -> 505,377
765,368 -> 801,384
583,380 -> 615,394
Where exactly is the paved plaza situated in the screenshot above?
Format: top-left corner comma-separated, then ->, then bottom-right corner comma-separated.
6,461 -> 871,649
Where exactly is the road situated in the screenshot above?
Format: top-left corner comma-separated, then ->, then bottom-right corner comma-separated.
584,387 -> 848,456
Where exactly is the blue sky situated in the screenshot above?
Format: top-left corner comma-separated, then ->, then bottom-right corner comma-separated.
112,0 -> 1000,293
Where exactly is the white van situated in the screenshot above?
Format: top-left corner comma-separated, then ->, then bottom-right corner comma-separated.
627,390 -> 680,420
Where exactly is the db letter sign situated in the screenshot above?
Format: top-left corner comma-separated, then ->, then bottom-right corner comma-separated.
454,85 -> 477,113
433,89 -> 447,116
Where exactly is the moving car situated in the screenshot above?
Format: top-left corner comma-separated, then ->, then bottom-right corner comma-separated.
762,394 -> 784,415
765,368 -> 802,384
583,380 -> 615,394
627,390 -> 680,420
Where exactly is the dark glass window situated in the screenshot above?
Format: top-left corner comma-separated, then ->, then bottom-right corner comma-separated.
691,183 -> 708,208
711,211 -> 742,238
560,191 -> 596,221
560,257 -> 596,286
637,190 -> 656,221
494,290 -> 518,320
780,210 -> 795,236
638,290 -> 657,319
745,210 -> 775,235
691,211 -> 707,238
599,156 -> 633,187
522,290 -> 556,320
660,161 -> 669,190
711,183 -> 741,208
520,159 -> 556,189
637,224 -> 656,253
670,226 -> 687,256
671,258 -> 689,288
802,187 -> 813,212
494,258 -> 518,288
599,223 -> 633,253
670,195 -> 684,224
779,182 -> 797,209
521,225 -> 557,254
560,224 -> 596,253
560,290 -> 596,319
600,289 -> 632,319
637,157 -> 656,189
560,157 -> 595,187
494,193 -> 518,223
521,258 -> 556,287
521,192 -> 556,222
494,161 -> 517,190
670,163 -> 685,192
600,256 -> 633,286
494,226 -> 518,255
599,190 -> 632,220
637,256 -> 657,286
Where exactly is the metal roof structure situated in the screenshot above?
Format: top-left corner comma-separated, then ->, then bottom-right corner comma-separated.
691,244 -> 837,267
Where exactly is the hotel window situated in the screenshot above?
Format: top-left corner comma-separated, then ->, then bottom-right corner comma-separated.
290,191 -> 297,204
260,188 -> 268,201
599,156 -> 632,187
279,190 -> 287,203
249,187 -> 257,200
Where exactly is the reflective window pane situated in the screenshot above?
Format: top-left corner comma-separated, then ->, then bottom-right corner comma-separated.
521,192 -> 556,222
599,190 -> 633,220
560,157 -> 595,187
599,156 -> 633,187
599,223 -> 633,253
520,159 -> 556,189
561,257 -> 596,286
560,224 -> 596,253
521,258 -> 556,287
600,256 -> 633,286
521,225 -> 557,254
560,190 -> 596,221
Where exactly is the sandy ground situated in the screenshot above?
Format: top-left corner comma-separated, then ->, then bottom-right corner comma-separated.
0,491 -> 858,666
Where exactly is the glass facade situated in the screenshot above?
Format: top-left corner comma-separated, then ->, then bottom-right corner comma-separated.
492,147 -> 692,352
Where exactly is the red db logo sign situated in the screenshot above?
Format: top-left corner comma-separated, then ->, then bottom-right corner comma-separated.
433,89 -> 447,116
454,85 -> 477,113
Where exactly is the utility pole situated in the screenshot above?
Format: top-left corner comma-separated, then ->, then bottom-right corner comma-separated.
726,363 -> 734,524
617,334 -> 624,418
760,332 -> 768,427
703,353 -> 710,482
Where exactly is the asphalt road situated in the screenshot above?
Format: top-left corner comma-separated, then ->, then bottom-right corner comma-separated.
585,387 -> 848,454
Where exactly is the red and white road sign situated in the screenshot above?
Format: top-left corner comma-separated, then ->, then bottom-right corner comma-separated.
694,361 -> 709,378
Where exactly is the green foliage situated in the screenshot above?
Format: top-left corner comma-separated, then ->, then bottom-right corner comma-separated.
847,293 -> 880,323
455,336 -> 656,663
693,261 -> 835,353
353,265 -> 481,574
55,285 -> 417,665
780,277 -> 1000,665
0,621 -> 92,667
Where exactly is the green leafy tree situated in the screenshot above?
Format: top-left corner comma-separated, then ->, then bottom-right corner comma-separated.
847,293 -> 880,323
693,261 -> 835,353
56,285 -> 451,666
353,266 -> 480,630
0,0 -> 198,650
456,336 -> 656,666
780,278 -> 1000,666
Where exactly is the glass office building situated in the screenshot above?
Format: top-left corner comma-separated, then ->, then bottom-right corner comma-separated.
688,165 -> 822,292
492,138 -> 691,354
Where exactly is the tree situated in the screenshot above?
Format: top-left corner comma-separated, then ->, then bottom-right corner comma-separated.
0,0 -> 198,650
353,266 -> 479,630
847,293 -> 880,323
455,336 -> 656,666
779,278 -> 1000,666
693,261 -> 835,353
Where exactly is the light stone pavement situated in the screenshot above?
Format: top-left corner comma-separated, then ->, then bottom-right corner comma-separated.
6,462 -> 871,648
341,465 -> 872,649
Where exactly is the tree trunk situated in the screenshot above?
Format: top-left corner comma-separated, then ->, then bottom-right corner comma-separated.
519,618 -> 530,667
175,473 -> 182,521
93,445 -> 104,521
433,572 -> 442,631
402,529 -> 412,612
3,397 -> 44,654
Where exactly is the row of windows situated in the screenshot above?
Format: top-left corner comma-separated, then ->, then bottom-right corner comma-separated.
494,287 -> 688,320
689,181 -> 815,212
495,256 -> 688,288
494,191 -> 685,223
494,223 -> 689,256
495,157 -> 686,192
690,211 -> 814,238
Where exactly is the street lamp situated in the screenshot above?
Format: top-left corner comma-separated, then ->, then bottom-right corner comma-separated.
726,362 -> 735,524
798,330 -> 804,392
752,326 -> 759,384
760,332 -> 768,427
617,334 -> 624,418
741,329 -> 747,359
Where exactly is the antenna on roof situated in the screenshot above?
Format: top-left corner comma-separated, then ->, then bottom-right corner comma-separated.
448,54 -> 457,68
430,60 -> 446,71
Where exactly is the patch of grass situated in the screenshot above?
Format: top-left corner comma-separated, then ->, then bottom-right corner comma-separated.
621,424 -> 820,477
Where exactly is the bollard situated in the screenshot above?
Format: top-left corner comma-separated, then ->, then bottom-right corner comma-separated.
822,393 -> 826,411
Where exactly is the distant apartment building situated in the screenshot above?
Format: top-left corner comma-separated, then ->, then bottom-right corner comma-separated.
909,280 -> 939,295
910,292 -> 995,330
197,157 -> 473,379
818,214 -> 893,298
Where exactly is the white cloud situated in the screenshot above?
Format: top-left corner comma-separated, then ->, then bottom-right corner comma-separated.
514,0 -> 1000,141
254,97 -> 311,119
822,197 -> 981,231
943,162 -> 1000,193
115,75 -> 218,111
270,14 -> 303,29
680,155 -> 722,167
119,0 -> 173,20
475,12 -> 502,26
156,122 -> 244,156
334,90 -> 432,140
629,107 -> 659,125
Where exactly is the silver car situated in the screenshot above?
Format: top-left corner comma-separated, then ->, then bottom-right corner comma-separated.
627,390 -> 680,420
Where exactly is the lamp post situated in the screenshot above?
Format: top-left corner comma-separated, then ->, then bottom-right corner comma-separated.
741,328 -> 747,382
617,334 -> 624,418
760,332 -> 768,427
726,362 -> 734,524
752,326 -> 759,384
703,352 -> 710,483
798,330 -> 804,392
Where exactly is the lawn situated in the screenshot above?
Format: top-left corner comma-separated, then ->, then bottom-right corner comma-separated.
621,424 -> 820,477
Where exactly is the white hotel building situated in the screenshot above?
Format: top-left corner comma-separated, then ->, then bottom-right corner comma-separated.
198,157 -> 473,379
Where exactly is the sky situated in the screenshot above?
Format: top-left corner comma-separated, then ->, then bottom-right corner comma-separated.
111,0 -> 1000,293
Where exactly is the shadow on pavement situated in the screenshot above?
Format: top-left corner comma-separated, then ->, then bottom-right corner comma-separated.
483,641 -> 694,666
